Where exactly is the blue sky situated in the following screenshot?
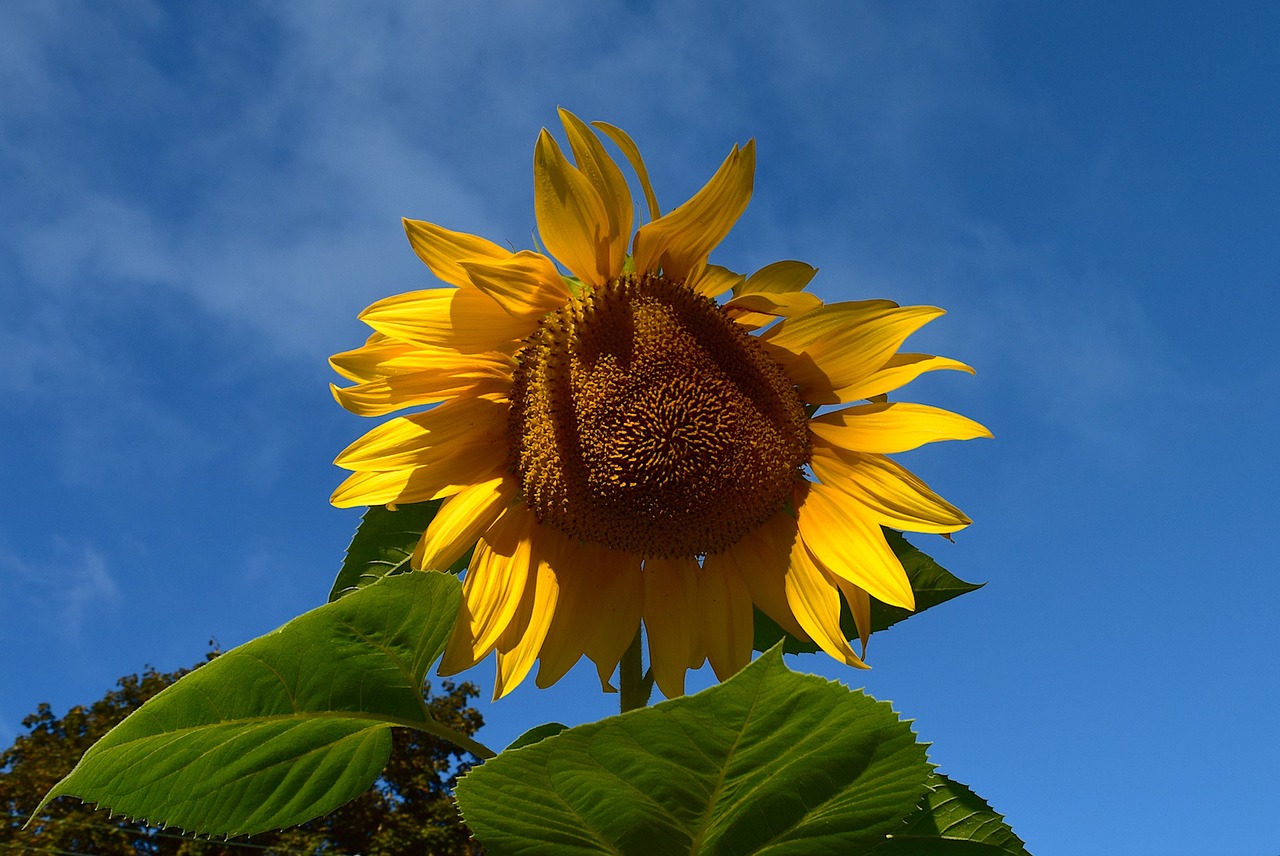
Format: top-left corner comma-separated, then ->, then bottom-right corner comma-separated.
3,2 -> 1278,852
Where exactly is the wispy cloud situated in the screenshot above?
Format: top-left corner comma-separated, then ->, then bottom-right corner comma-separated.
0,540 -> 121,638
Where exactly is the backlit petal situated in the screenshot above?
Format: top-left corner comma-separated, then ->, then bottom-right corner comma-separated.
359,288 -> 536,353
591,121 -> 661,222
438,503 -> 538,674
737,260 -> 818,295
697,552 -> 754,681
810,401 -> 993,454
837,352 -> 975,401
402,219 -> 512,287
534,129 -> 611,286
811,444 -> 972,534
559,109 -> 632,279
412,475 -> 516,571
643,555 -> 701,698
763,304 -> 945,405
795,481 -> 915,610
334,395 -> 508,472
632,141 -> 755,283
494,532 -> 561,699
458,251 -> 571,320
784,537 -> 868,669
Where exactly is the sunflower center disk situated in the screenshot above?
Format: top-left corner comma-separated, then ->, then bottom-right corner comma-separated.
509,273 -> 810,558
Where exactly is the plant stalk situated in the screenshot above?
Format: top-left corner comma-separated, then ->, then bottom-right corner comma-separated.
618,629 -> 652,713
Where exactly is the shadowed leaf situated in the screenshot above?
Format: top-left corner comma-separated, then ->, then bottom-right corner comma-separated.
456,646 -> 931,855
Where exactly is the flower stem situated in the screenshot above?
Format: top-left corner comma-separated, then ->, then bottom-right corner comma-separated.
619,629 -> 652,713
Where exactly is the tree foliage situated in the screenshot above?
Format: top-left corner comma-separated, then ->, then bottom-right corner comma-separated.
1,652 -> 485,855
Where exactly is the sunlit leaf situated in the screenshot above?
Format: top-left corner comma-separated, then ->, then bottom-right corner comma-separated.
456,646 -> 931,854
35,572 -> 466,838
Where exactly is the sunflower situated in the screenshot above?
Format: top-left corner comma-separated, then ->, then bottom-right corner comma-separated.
330,109 -> 989,700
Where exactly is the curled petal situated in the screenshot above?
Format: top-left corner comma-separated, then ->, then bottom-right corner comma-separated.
591,120 -> 661,222
632,141 -> 756,283
838,352 -> 976,401
559,109 -> 633,277
784,537 -> 868,669
534,129 -> 612,286
402,219 -> 512,287
458,251 -> 570,321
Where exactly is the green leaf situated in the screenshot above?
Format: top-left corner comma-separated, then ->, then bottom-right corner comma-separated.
35,572 -> 474,838
872,773 -> 1031,855
330,500 -> 471,601
504,722 -> 568,752
455,646 -> 931,855
754,530 -> 983,654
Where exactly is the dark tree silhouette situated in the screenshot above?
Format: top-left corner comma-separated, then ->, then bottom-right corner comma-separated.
1,652 -> 485,855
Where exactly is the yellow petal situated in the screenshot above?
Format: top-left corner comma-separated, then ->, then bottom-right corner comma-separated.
534,129 -> 611,286
330,336 -> 515,385
458,251 -> 571,320
837,352 -> 975,401
723,290 -> 823,320
830,576 -> 872,656
559,109 -> 632,278
760,299 -> 897,346
724,513 -> 810,642
737,260 -> 818,295
493,533 -> 561,699
810,401 -> 993,454
334,395 -> 508,472
359,288 -> 536,354
763,304 -> 945,405
690,263 -> 744,299
632,140 -> 756,283
534,534 -> 600,688
697,553 -> 754,681
330,456 -> 503,508
591,120 -> 661,222
643,555 -> 701,698
784,537 -> 868,669
331,374 -> 509,417
411,475 -> 516,571
583,546 -> 644,691
402,219 -> 512,287
811,444 -> 972,534
438,503 -> 538,674
795,481 -> 915,610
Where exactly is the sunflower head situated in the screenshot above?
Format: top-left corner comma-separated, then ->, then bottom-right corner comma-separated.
330,109 -> 991,700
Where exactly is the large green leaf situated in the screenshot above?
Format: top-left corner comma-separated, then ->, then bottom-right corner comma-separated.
754,530 -> 983,654
330,500 -> 471,601
35,572 -> 478,837
873,773 -> 1031,855
455,646 -> 931,855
